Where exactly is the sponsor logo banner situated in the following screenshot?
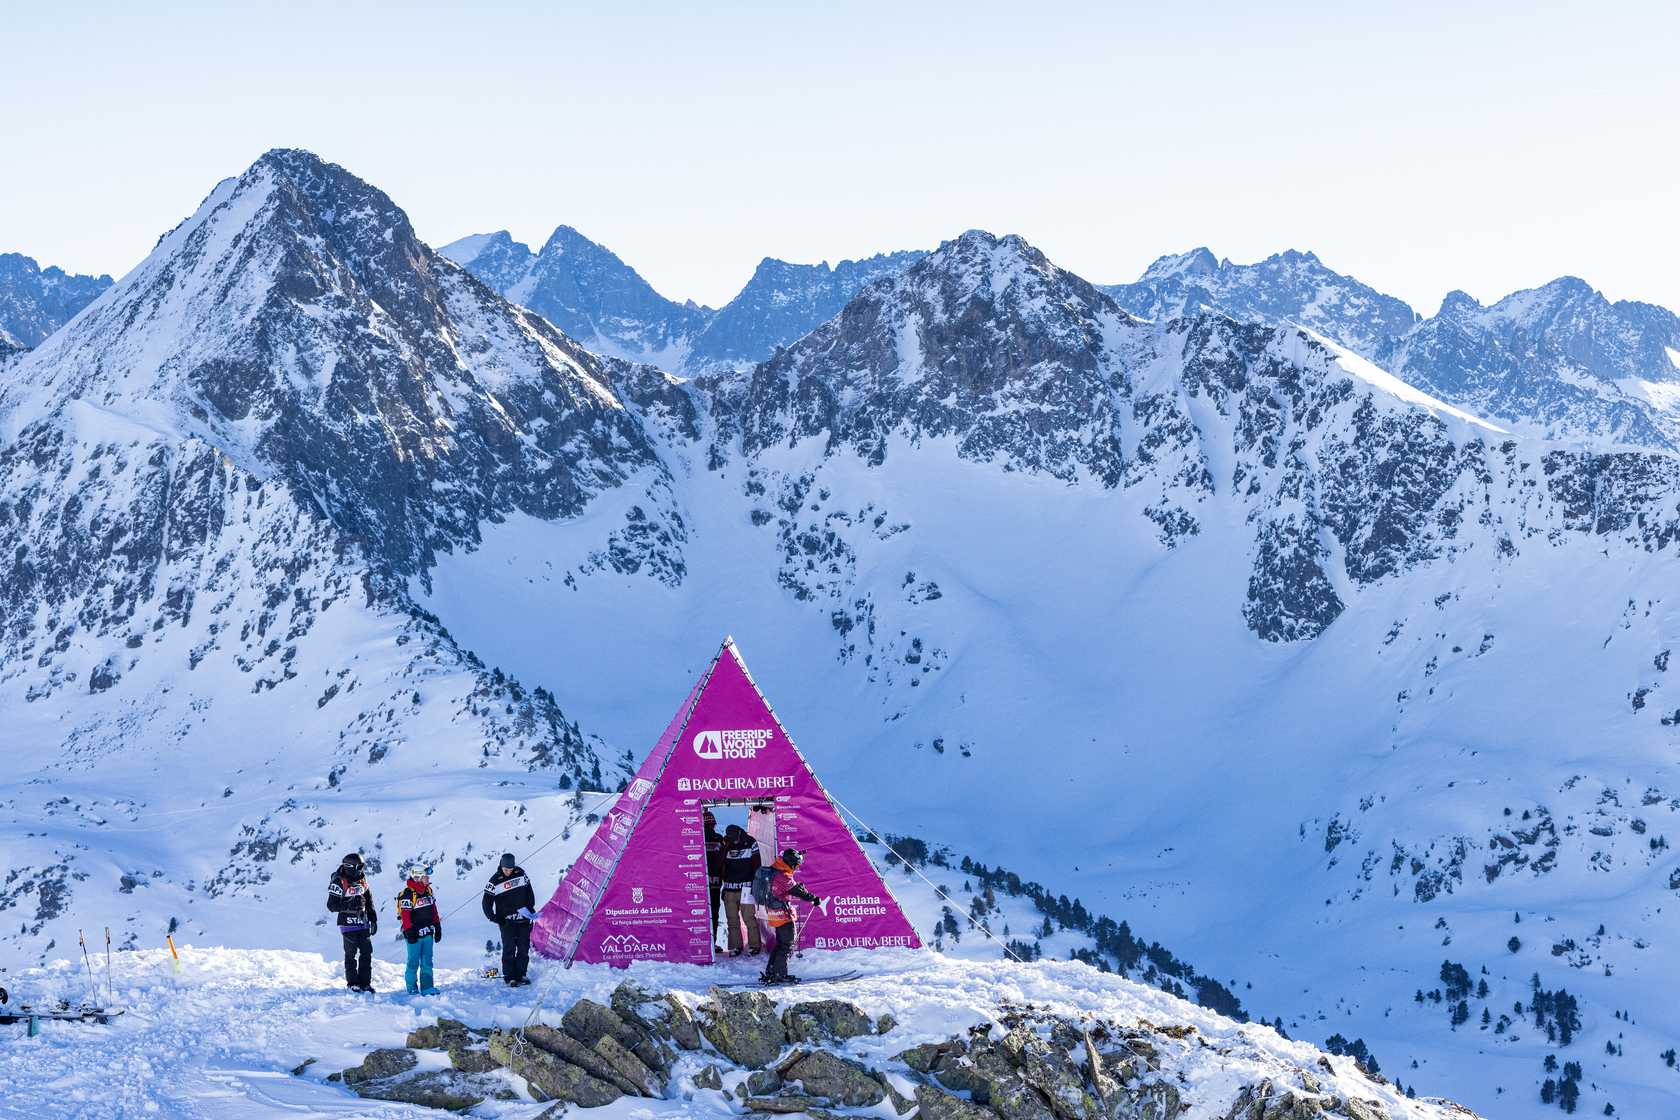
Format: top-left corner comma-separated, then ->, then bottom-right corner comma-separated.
813,935 -> 917,949
692,728 -> 772,761
599,932 -> 666,959
677,774 -> 795,794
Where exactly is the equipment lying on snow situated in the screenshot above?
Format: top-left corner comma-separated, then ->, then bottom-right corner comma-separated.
532,637 -> 921,966
0,986 -> 124,1025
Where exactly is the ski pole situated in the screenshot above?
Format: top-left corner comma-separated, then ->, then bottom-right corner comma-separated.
167,934 -> 181,973
104,927 -> 115,1005
78,930 -> 98,1006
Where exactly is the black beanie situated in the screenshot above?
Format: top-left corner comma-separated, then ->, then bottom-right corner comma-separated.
500,852 -> 517,869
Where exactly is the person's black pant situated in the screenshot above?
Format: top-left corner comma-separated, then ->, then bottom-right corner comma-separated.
766,922 -> 796,979
500,920 -> 531,982
708,877 -> 723,943
341,931 -> 373,989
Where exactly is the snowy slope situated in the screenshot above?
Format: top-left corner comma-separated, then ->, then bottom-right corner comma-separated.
5,154 -> 1680,1118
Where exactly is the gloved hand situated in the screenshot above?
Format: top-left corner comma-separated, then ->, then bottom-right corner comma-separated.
518,907 -> 536,920
434,927 -> 443,945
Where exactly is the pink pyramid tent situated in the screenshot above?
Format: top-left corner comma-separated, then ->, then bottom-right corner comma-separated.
532,637 -> 922,966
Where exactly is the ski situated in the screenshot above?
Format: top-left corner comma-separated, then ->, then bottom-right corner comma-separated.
1,1006 -> 126,1025
713,969 -> 863,989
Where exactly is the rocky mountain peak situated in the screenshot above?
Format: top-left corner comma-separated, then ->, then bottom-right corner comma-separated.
437,230 -> 534,292
444,222 -> 707,366
4,149 -> 658,575
0,250 -> 113,349
1139,246 -> 1221,281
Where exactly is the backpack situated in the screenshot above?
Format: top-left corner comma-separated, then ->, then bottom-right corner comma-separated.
751,865 -> 778,907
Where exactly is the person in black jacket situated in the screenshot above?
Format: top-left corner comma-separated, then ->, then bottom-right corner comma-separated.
720,824 -> 762,956
704,810 -> 725,950
482,852 -> 537,986
325,852 -> 377,992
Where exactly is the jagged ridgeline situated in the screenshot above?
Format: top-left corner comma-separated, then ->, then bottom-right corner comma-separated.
1105,247 -> 1680,451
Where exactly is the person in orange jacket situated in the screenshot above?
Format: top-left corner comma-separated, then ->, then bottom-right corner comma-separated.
757,849 -> 822,984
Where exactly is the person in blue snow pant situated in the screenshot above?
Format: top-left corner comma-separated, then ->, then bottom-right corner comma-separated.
396,864 -> 442,995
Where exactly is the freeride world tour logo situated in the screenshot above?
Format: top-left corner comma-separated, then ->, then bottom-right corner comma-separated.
692,727 -> 772,761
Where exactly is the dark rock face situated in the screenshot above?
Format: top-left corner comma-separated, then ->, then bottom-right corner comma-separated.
723,231 -> 1134,485
783,999 -> 877,1043
0,252 -> 112,349
331,1046 -> 417,1085
699,989 -> 788,1069
489,1029 -> 623,1106
917,1084 -> 1000,1120
780,1050 -> 886,1106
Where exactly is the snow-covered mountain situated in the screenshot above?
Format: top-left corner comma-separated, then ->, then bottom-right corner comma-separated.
0,150 -> 666,974
433,232 -> 1680,1117
6,153 -> 1680,1117
1104,248 -> 1421,362
445,225 -> 922,374
685,250 -> 926,372
439,227 -> 712,371
1106,249 -> 1680,452
0,250 -> 112,350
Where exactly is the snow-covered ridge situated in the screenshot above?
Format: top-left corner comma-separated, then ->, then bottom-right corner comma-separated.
1106,247 -> 1680,452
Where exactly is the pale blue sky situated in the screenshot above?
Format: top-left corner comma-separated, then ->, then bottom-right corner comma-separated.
3,2 -> 1676,314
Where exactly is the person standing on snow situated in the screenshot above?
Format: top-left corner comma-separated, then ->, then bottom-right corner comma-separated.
395,863 -> 442,995
482,852 -> 536,986
720,824 -> 763,957
326,852 -> 378,992
758,848 -> 823,985
704,810 -> 726,950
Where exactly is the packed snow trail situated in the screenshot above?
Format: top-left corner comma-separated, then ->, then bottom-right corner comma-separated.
0,946 -> 1459,1119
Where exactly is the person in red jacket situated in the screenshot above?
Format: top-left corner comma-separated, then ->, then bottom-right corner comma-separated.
395,863 -> 442,995
760,849 -> 823,985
